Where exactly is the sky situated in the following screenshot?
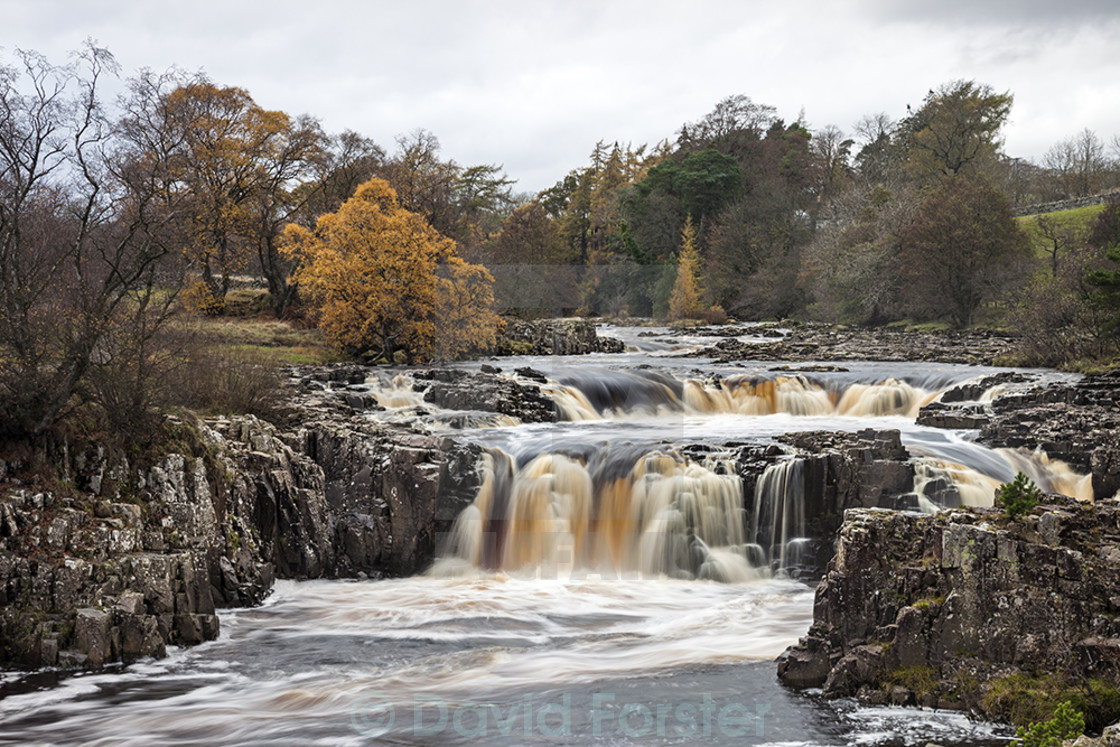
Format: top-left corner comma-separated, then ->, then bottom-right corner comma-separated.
4,0 -> 1120,194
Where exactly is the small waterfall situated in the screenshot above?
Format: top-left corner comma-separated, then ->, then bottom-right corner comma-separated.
750,458 -> 808,575
432,447 -> 760,582
912,448 -> 1095,509
912,458 -> 1000,508
835,379 -> 937,417
545,370 -> 938,421
370,373 -> 427,409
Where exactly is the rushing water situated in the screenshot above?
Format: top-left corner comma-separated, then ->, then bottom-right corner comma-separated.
6,324 -> 1085,745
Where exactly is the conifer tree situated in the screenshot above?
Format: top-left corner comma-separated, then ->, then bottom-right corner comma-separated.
669,215 -> 703,320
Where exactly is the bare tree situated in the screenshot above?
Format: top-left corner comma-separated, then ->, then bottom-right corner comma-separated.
1044,128 -> 1107,198
0,44 -> 189,437
677,94 -> 778,152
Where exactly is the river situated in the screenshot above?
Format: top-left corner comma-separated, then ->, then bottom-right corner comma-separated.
2,324 -> 1079,745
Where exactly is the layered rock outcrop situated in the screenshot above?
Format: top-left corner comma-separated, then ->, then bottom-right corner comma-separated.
693,323 -> 1018,366
778,501 -> 1120,725
494,318 -> 626,356
0,392 -> 480,669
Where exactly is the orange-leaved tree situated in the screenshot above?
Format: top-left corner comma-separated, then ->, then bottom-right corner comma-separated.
281,178 -> 498,362
668,215 -> 703,319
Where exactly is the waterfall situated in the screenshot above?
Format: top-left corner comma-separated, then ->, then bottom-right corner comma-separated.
750,459 -> 808,575
911,446 -> 1094,509
546,371 -> 938,420
431,447 -> 760,582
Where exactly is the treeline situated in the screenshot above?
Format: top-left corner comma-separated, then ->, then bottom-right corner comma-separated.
4,44 -> 1120,443
485,81 -> 1120,366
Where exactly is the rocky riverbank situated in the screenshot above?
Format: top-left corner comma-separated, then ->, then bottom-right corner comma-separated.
0,385 -> 480,670
0,319 -> 629,673
779,368 -> 1120,732
776,501 -> 1120,730
689,322 -> 1019,365
495,318 -> 626,356
918,368 -> 1120,500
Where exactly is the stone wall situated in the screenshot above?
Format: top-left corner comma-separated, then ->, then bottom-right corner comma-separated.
1014,192 -> 1114,217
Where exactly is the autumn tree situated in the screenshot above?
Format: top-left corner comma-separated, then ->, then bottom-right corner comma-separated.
668,216 -> 702,319
899,175 -> 1029,327
152,80 -> 324,313
281,178 -> 498,362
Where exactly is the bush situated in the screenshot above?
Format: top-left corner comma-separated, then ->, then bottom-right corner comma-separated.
997,472 -> 1044,518
1010,700 -> 1084,747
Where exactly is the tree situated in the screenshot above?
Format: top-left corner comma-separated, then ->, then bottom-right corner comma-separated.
899,175 -> 1029,327
380,128 -> 459,236
1043,128 -> 1107,198
668,216 -> 702,319
1,45 -> 190,437
153,80 -> 323,312
1084,197 -> 1120,340
677,94 -> 777,154
1033,214 -> 1083,278
903,80 -> 1012,179
811,124 -> 854,204
294,129 -> 385,225
852,112 -> 904,186
484,201 -> 577,314
803,184 -> 919,324
281,178 -> 497,362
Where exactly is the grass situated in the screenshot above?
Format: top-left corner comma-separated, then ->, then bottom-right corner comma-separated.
981,672 -> 1120,730
1017,203 -> 1107,261
168,288 -> 340,367
884,664 -> 939,696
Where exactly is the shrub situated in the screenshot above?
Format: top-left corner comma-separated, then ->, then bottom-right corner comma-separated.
1010,700 -> 1084,747
997,472 -> 1044,518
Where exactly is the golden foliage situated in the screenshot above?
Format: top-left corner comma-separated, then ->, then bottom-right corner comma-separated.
281,178 -> 498,361
668,215 -> 703,320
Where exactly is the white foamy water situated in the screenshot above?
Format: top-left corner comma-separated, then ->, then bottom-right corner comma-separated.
0,577 -> 1013,746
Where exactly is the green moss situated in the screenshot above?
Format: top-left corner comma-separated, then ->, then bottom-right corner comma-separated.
499,340 -> 535,356
912,594 -> 945,612
982,672 -> 1120,730
885,665 -> 939,696
949,670 -> 980,699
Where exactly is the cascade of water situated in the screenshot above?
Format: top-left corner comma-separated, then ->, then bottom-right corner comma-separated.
431,447 -> 760,582
750,459 -> 808,574
370,373 -> 427,409
546,371 -> 938,421
911,447 -> 1094,509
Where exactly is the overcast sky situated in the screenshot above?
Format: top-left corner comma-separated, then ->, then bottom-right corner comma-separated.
4,0 -> 1120,193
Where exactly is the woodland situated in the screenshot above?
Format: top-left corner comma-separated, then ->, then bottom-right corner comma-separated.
3,43 -> 1120,444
